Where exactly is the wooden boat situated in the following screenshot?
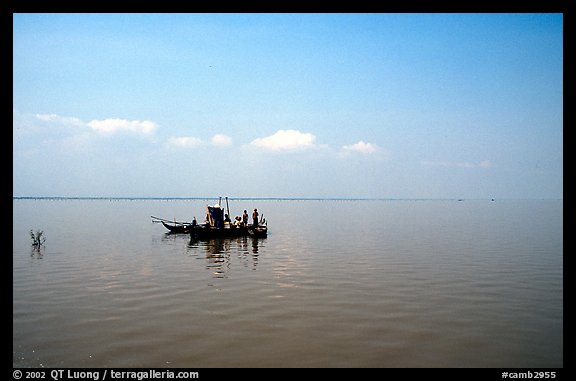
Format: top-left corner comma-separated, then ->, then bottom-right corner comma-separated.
247,225 -> 268,238
161,221 -> 193,234
153,197 -> 268,239
189,223 -> 268,239
152,215 -> 194,234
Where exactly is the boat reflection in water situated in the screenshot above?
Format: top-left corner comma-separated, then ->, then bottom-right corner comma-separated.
187,236 -> 265,278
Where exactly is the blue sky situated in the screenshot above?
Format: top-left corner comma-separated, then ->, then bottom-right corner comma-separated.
13,13 -> 563,198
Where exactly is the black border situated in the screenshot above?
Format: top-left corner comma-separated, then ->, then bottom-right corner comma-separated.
6,0 -> 571,13
8,0 -> 569,377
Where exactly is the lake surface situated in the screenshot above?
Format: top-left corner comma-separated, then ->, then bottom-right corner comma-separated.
13,198 -> 563,368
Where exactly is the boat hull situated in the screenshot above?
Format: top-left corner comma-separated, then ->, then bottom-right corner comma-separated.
190,225 -> 267,239
161,221 -> 192,234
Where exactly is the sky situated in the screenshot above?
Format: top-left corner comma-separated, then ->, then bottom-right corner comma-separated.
13,13 -> 563,199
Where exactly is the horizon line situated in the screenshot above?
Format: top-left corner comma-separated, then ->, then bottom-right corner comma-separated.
12,196 -> 562,201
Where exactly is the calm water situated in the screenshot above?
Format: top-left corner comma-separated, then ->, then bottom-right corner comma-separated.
13,199 -> 563,368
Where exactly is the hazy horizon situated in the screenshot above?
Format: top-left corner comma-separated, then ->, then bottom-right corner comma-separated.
13,196 -> 562,201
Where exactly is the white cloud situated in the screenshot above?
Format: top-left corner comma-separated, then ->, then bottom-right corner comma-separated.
166,136 -> 203,148
250,129 -> 316,151
32,114 -> 159,137
421,160 -> 493,169
421,160 -> 452,168
35,113 -> 84,127
342,140 -> 379,154
87,118 -> 157,135
211,134 -> 233,147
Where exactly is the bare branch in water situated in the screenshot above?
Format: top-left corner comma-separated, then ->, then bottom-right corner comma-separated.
30,229 -> 46,247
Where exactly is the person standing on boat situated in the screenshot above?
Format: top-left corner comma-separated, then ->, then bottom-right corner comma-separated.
242,210 -> 249,226
252,208 -> 259,227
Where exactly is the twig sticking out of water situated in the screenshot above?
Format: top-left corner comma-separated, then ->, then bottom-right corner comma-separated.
30,229 -> 46,247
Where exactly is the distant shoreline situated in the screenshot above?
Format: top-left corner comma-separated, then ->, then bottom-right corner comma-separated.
12,196 -> 562,201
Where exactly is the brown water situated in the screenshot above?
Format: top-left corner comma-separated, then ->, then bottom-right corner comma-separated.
13,198 -> 563,367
